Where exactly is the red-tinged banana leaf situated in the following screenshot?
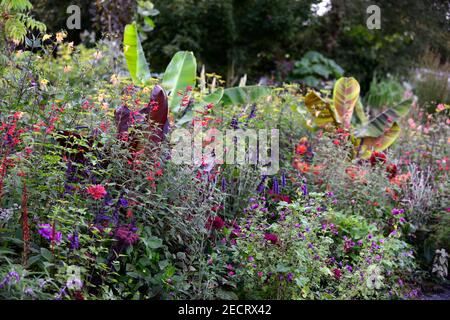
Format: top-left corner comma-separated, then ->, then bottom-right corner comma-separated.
140,85 -> 169,143
114,105 -> 132,134
304,90 -> 337,127
333,77 -> 360,129
354,99 -> 412,138
358,122 -> 401,159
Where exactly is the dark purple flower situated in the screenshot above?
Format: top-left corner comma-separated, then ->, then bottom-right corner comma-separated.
257,175 -> 267,193
301,183 -> 308,195
0,271 -> 20,289
230,117 -> 239,129
221,177 -> 227,192
286,272 -> 294,282
118,197 -> 128,207
68,232 -> 80,250
115,224 -> 139,246
272,177 -> 279,195
248,104 -> 257,120
391,208 -> 405,215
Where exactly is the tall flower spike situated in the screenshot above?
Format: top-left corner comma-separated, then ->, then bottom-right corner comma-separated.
272,176 -> 280,195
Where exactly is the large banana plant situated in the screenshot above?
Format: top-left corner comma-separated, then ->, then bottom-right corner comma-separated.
304,77 -> 411,159
123,22 -> 270,123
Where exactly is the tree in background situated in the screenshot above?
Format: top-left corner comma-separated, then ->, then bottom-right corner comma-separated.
30,0 -> 449,89
314,0 -> 450,91
142,0 -> 320,85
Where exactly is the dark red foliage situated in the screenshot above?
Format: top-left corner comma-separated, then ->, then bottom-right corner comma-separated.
140,85 -> 169,144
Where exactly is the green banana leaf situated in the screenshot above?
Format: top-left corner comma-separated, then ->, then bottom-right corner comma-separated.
352,98 -> 368,126
354,99 -> 411,138
123,22 -> 151,85
220,86 -> 271,106
177,88 -> 224,126
358,122 -> 401,159
161,51 -> 197,113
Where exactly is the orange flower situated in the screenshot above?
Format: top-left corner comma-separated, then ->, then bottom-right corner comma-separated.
296,144 -> 307,155
345,166 -> 367,183
390,172 -> 411,186
293,159 -> 310,173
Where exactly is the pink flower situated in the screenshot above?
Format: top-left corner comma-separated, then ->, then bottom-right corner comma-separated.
264,233 -> 278,244
86,184 -> 107,200
436,103 -> 446,112
333,268 -> 342,280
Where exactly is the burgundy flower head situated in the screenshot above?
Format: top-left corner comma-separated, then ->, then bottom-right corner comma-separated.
264,233 -> 278,244
207,216 -> 225,230
115,224 -> 139,246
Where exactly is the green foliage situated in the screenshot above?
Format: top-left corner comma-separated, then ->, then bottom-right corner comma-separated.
411,49 -> 450,108
292,51 -> 344,88
231,193 -> 416,299
123,22 -> 151,85
221,86 -> 271,107
365,76 -> 405,110
161,51 -> 197,113
0,0 -> 46,43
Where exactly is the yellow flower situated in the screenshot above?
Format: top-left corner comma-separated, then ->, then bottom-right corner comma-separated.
56,31 -> 67,43
93,50 -> 103,60
100,102 -> 109,111
63,65 -> 72,73
110,74 -> 119,86
42,34 -> 52,41
40,79 -> 49,90
142,87 -> 151,94
97,93 -> 106,102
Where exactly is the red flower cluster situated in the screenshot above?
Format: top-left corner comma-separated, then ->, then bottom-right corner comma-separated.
86,184 -> 107,200
369,151 -> 387,166
206,216 -> 225,230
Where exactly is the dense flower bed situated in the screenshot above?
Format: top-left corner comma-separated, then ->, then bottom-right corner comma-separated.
0,31 -> 448,300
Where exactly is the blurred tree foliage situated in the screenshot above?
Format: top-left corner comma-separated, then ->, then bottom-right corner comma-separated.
143,0 -> 320,85
31,0 -> 449,89
315,0 -> 450,91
